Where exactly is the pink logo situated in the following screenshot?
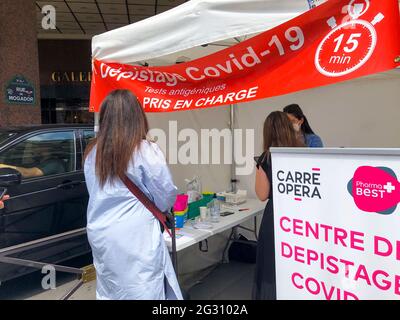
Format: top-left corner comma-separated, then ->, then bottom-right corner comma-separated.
348,166 -> 400,214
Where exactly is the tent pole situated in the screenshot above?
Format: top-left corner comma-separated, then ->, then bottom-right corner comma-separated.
230,104 -> 237,193
94,112 -> 100,137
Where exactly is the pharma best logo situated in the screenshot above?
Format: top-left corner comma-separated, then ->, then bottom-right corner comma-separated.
276,168 -> 322,202
347,166 -> 400,214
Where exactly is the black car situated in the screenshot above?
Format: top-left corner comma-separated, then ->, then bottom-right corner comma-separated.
0,124 -> 95,282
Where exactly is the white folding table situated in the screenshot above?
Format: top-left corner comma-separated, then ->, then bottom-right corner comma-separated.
164,199 -> 266,272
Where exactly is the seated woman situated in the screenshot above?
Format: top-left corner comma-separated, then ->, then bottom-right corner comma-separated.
283,104 -> 323,147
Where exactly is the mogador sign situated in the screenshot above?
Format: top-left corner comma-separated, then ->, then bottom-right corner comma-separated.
5,75 -> 35,105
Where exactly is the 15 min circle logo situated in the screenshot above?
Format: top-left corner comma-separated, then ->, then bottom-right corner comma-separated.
315,0 -> 384,77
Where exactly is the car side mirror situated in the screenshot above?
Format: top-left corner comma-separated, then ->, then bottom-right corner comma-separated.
0,168 -> 22,187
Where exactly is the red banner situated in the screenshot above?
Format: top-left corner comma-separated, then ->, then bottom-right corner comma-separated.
90,0 -> 400,113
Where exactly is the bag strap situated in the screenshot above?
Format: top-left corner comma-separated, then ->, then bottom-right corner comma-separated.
121,175 -> 172,237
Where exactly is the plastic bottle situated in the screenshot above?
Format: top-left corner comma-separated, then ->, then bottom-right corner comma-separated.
210,193 -> 220,223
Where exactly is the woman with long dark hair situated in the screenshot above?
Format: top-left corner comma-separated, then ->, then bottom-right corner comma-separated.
283,104 -> 323,147
84,89 -> 182,300
253,111 -> 304,300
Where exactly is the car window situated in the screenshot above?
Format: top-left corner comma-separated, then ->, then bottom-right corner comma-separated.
0,132 -> 15,145
83,130 -> 95,149
0,131 -> 76,179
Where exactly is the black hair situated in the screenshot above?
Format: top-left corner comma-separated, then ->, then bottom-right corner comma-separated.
283,104 -> 315,135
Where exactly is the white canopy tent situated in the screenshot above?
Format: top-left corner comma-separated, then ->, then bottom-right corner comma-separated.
92,0 -> 314,65
91,0 -> 400,291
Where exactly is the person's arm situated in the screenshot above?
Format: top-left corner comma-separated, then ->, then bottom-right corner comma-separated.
0,195 -> 10,209
314,135 -> 324,147
308,134 -> 323,148
255,164 -> 270,201
138,142 -> 178,213
0,164 -> 43,178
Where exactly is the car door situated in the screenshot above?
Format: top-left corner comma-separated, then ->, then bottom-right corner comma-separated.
0,129 -> 87,250
80,128 -> 95,153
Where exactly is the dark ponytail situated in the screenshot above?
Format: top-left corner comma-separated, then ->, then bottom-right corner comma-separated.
283,103 -> 315,135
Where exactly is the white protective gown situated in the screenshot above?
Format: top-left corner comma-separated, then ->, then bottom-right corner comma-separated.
84,140 -> 183,300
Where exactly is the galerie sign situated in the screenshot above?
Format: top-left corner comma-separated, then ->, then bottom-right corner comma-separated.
271,149 -> 400,300
90,0 -> 400,112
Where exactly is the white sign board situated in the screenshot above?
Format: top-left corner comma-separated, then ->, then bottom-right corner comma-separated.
271,148 -> 400,300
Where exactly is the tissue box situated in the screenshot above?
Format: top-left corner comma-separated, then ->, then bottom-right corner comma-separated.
221,190 -> 247,205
